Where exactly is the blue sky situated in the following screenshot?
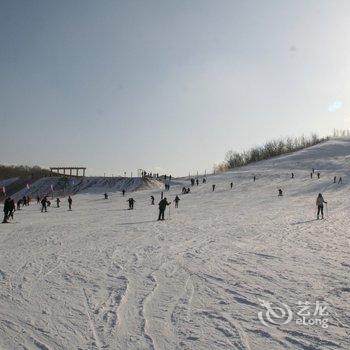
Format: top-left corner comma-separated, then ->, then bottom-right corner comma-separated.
1,0 -> 350,176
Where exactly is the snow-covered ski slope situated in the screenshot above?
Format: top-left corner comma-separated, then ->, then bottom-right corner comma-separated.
1,138 -> 350,350
12,176 -> 163,199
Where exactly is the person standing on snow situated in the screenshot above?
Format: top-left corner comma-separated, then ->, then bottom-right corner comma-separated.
8,199 -> 15,220
127,198 -> 135,210
338,177 -> 343,184
150,195 -> 155,205
56,198 -> 60,208
68,196 -> 72,211
230,182 -> 233,189
174,195 -> 180,208
2,197 -> 11,223
333,176 -> 337,183
212,184 -> 216,191
17,199 -> 22,210
158,197 -> 171,220
41,197 -> 48,212
316,193 -> 327,220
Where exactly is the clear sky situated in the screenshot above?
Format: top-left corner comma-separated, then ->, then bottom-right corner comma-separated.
1,0 -> 350,177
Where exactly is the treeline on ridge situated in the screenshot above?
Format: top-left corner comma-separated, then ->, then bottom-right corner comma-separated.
215,133 -> 329,172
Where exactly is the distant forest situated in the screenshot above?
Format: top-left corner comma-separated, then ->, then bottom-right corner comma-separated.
215,133 -> 330,172
0,165 -> 51,180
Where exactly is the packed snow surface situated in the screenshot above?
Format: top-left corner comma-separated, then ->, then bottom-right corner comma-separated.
1,139 -> 350,349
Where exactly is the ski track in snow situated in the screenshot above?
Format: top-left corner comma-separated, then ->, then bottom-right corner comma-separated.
1,138 -> 350,349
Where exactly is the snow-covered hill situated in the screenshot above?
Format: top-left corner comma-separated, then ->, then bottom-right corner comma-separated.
11,176 -> 163,199
0,138 -> 350,349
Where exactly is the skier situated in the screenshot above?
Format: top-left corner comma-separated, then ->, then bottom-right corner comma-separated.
150,195 -> 155,205
158,197 -> 171,221
338,177 -> 343,184
122,189 -> 126,197
104,193 -> 108,199
212,184 -> 216,191
161,191 -> 164,199
253,175 -> 256,182
230,182 -> 233,189
191,178 -> 195,186
291,173 -> 294,179
127,198 -> 135,210
17,199 -> 22,210
2,197 -> 11,223
174,195 -> 180,208
196,179 -> 199,186
317,172 -> 320,179
41,197 -> 48,212
278,189 -> 283,196
8,199 -> 15,220
333,176 -> 337,183
68,196 -> 72,211
316,193 -> 327,220
56,198 -> 60,208
310,172 -> 313,179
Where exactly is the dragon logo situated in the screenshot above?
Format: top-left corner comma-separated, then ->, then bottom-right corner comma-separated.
258,299 -> 293,327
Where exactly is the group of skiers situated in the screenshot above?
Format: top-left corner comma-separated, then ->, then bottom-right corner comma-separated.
2,194 -> 73,223
181,187 -> 191,194
141,171 -> 171,179
2,195 -> 34,223
1,168 -> 343,223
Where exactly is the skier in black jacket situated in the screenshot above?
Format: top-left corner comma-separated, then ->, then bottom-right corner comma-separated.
174,195 -> 180,208
158,198 -> 171,220
8,199 -> 15,220
2,197 -> 11,223
41,197 -> 48,212
127,198 -> 135,210
68,196 -> 72,211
